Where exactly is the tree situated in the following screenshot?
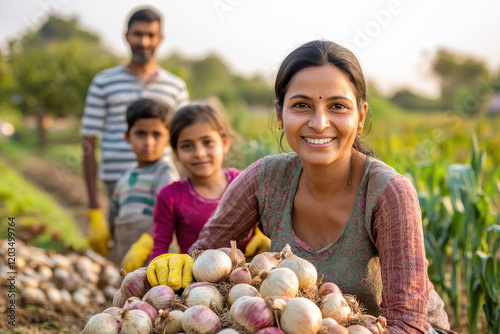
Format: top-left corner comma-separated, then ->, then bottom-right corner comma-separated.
8,15 -> 117,147
431,48 -> 489,115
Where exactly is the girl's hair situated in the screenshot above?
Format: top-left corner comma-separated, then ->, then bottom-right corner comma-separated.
169,103 -> 233,151
274,40 -> 375,156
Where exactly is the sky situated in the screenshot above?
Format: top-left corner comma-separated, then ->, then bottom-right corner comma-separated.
1,0 -> 499,98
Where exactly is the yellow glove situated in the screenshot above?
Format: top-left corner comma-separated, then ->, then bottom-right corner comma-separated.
147,253 -> 193,291
87,208 -> 111,257
244,227 -> 271,257
121,233 -> 153,272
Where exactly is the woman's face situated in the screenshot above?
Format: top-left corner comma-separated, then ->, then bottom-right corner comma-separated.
279,64 -> 367,166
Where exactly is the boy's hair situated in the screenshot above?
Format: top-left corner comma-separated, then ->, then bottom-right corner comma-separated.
169,103 -> 233,150
127,8 -> 161,30
126,98 -> 173,130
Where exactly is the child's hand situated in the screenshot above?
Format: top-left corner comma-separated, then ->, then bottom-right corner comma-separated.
88,209 -> 111,257
122,233 -> 153,272
244,227 -> 271,257
147,253 -> 193,291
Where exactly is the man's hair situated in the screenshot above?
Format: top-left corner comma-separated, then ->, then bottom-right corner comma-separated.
126,98 -> 173,130
127,8 -> 161,29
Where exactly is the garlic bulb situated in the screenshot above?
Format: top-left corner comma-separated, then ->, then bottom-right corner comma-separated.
280,297 -> 322,334
228,283 -> 261,305
248,251 -> 282,276
183,284 -> 224,311
259,267 -> 299,298
193,249 -> 232,282
82,313 -> 119,334
320,293 -> 352,323
154,309 -> 184,334
277,244 -> 317,289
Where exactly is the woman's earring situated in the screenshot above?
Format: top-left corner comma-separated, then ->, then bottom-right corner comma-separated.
357,126 -> 363,135
278,121 -> 283,130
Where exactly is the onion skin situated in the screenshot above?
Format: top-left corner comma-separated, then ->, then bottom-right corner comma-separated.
229,267 -> 253,285
260,267 -> 299,298
320,293 -> 352,323
120,268 -> 151,299
230,296 -> 275,332
254,327 -> 286,334
102,306 -> 121,318
280,297 -> 322,334
193,249 -> 232,282
82,313 -> 119,334
248,252 -> 282,276
118,308 -> 152,334
154,309 -> 184,334
277,244 -> 317,289
142,285 -> 175,310
319,282 -> 343,296
182,305 -> 221,334
347,325 -> 373,334
322,318 -> 349,334
127,299 -> 158,324
228,283 -> 260,305
183,284 -> 224,311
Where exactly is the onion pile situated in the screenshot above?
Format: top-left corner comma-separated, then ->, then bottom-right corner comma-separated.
79,243 -> 388,333
0,239 -> 122,309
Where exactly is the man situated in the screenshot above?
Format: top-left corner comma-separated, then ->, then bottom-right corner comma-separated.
80,8 -> 189,257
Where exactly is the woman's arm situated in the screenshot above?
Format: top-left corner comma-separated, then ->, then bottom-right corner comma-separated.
188,160 -> 263,254
373,175 -> 430,334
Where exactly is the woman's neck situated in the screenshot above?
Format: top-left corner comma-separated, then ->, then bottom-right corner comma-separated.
299,151 -> 356,200
190,169 -> 228,200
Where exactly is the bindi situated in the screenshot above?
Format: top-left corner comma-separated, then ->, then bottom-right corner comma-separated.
319,96 -> 322,99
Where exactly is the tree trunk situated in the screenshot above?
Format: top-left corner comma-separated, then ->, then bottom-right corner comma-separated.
36,106 -> 49,148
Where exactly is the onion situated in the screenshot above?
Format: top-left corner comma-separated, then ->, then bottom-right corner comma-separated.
322,318 -> 349,334
217,329 -> 241,334
248,251 -> 282,276
280,297 -> 322,334
229,267 -> 252,284
142,285 -> 175,310
154,309 -> 184,334
254,328 -> 286,333
126,298 -> 158,323
230,296 -> 275,332
218,240 -> 246,267
277,244 -> 317,289
182,283 -> 224,310
102,306 -> 122,317
319,282 -> 343,296
193,249 -> 232,282
347,325 -> 372,334
356,315 -> 388,334
259,267 -> 299,298
117,306 -> 152,334
228,283 -> 260,305
82,313 -> 119,334
182,305 -> 221,334
320,293 -> 352,323
120,268 -> 151,299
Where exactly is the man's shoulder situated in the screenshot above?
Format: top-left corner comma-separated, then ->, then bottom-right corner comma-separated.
92,65 -> 127,82
156,67 -> 187,88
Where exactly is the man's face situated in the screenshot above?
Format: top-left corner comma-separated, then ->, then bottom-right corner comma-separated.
125,20 -> 162,63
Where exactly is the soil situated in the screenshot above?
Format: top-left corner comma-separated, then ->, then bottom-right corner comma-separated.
1,154 -> 112,333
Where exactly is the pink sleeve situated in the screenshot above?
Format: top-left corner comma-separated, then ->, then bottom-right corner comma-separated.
188,160 -> 262,254
373,176 -> 430,334
150,186 -> 176,260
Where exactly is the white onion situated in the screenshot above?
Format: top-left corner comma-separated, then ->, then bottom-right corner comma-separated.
254,328 -> 286,334
248,251 -> 282,276
102,306 -> 121,317
230,296 -> 274,332
320,293 -> 352,323
280,297 -> 322,334
319,282 -> 342,296
347,325 -> 373,334
228,283 -> 260,305
193,249 -> 232,282
322,318 -> 350,334
82,313 -> 119,334
259,267 -> 299,298
182,305 -> 221,334
183,284 -> 224,311
118,307 -> 152,334
154,309 -> 184,334
277,244 -> 317,289
217,329 -> 241,334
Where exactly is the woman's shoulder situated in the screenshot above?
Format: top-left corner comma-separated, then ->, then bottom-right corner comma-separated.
365,156 -> 416,198
260,153 -> 301,173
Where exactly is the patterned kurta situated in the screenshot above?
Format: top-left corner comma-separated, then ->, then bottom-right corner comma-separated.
189,153 -> 449,333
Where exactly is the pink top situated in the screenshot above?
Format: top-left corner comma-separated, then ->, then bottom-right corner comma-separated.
150,168 -> 243,259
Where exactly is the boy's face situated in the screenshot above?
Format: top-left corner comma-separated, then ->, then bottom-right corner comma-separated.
125,118 -> 169,167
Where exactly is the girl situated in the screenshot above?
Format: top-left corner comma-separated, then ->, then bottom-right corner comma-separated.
150,103 -> 256,259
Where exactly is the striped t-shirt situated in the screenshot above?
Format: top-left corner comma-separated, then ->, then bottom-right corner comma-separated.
80,65 -> 189,181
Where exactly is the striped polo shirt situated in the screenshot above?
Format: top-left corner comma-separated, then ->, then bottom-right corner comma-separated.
80,65 -> 189,181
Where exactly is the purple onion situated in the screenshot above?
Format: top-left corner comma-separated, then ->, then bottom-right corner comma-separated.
127,299 -> 158,324
230,296 -> 274,332
142,285 -> 175,310
120,268 -> 151,299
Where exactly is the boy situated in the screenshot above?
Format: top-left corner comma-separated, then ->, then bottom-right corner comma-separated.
109,98 -> 180,270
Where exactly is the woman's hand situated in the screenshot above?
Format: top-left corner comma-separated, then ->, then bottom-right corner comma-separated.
146,253 -> 194,291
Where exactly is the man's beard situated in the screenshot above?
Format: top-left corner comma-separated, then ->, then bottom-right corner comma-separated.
132,52 -> 153,63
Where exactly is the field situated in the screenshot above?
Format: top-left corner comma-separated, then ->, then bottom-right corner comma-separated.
1,101 -> 499,333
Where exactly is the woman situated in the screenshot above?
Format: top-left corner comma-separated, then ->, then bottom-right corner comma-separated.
148,40 -> 451,333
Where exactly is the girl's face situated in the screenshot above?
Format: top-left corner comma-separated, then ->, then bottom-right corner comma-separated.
174,121 -> 230,180
278,64 -> 367,166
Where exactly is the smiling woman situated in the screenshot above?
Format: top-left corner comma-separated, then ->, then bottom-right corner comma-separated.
148,40 -> 453,334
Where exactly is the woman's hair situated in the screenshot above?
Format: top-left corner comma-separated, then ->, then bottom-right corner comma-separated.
274,40 -> 375,156
169,103 -> 234,151
126,98 -> 172,130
